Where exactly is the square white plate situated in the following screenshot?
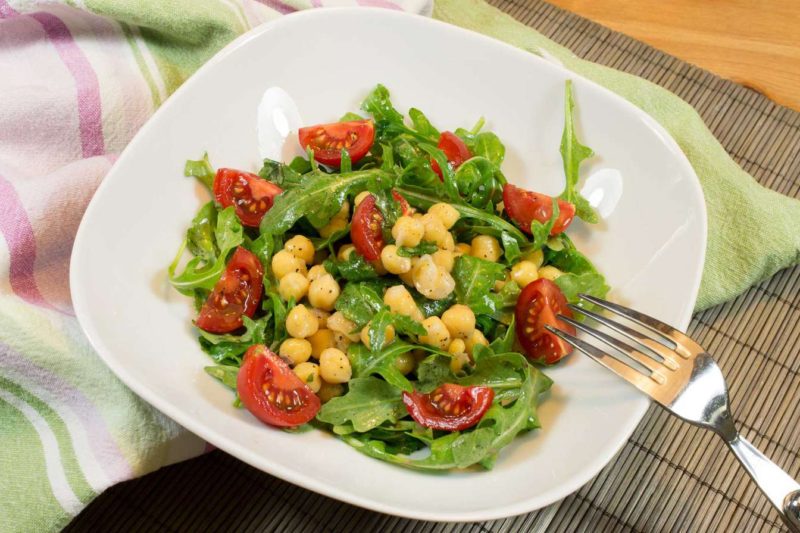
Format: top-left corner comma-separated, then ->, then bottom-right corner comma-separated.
71,8 -> 706,522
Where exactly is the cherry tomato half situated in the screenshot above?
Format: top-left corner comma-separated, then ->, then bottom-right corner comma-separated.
237,345 -> 321,428
298,120 -> 374,167
515,278 -> 575,364
502,183 -> 576,236
392,190 -> 411,216
431,131 -> 471,179
350,193 -> 384,261
402,383 -> 494,431
213,168 -> 283,228
196,247 -> 263,334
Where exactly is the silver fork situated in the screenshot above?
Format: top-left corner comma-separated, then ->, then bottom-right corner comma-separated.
545,294 -> 800,531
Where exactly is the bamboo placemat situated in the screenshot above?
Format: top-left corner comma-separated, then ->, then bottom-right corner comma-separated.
65,1 -> 800,531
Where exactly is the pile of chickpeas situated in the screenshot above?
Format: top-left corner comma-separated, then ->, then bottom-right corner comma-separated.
269,194 -> 566,402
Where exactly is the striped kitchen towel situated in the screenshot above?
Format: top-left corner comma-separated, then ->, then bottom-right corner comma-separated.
0,1 -> 430,531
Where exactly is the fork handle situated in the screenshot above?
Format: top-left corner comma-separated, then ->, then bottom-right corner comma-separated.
726,435 -> 800,531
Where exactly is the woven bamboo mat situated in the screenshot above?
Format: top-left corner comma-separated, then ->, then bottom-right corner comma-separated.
65,1 -> 800,531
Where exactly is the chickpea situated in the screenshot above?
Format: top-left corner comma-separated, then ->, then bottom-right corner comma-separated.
450,352 -> 472,375
318,217 -> 347,238
394,352 -> 416,375
307,264 -> 328,283
381,244 -> 412,274
413,255 -> 455,300
308,273 -> 340,311
371,259 -> 388,276
308,328 -> 335,358
465,328 -> 489,355
318,381 -> 345,403
448,338 -> 467,356
454,242 -> 472,257
421,213 -> 454,250
271,250 -> 307,280
337,244 -> 356,261
419,316 -> 451,350
309,307 -> 330,329
470,235 -> 502,262
383,285 -> 424,322
278,338 -> 312,365
332,330 -> 352,352
428,203 -> 460,229
522,248 -> 545,268
293,362 -> 321,393
319,348 -> 352,384
511,260 -> 539,287
441,304 -> 476,340
327,311 -> 360,342
334,201 -> 350,220
284,235 -> 315,264
278,272 -> 309,302
286,304 -> 319,339
391,216 -> 424,247
359,322 -> 395,347
538,265 -> 564,281
431,249 -> 454,273
354,190 -> 371,207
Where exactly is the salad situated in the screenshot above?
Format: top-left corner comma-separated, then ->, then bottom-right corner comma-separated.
169,82 -> 609,470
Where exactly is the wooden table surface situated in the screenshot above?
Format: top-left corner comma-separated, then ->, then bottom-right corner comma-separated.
547,0 -> 800,111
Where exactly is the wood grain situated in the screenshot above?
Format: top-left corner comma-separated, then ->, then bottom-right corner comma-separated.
546,0 -> 800,111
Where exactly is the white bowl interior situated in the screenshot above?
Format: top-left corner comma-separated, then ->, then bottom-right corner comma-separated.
71,9 -> 706,522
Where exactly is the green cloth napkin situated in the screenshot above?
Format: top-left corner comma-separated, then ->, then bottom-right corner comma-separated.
434,0 -> 800,311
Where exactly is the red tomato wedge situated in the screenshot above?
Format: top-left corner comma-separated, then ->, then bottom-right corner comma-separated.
502,183 -> 576,236
298,120 -> 374,167
213,168 -> 282,228
350,193 -> 384,261
515,279 -> 575,364
237,345 -> 321,427
431,131 -> 471,179
402,383 -> 494,431
196,247 -> 263,334
392,189 -> 411,216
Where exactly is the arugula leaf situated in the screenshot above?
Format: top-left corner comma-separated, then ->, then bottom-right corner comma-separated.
340,149 -> 352,173
169,207 -> 243,295
324,252 -> 380,282
396,185 -> 527,245
371,187 -> 403,234
408,108 -> 440,140
545,235 -> 609,307
259,168 -> 390,234
310,225 -> 350,253
198,315 -> 270,366
335,282 -> 385,327
184,153 -> 215,191
367,310 -> 426,352
457,353 -> 528,402
348,342 -> 414,392
485,281 -> 520,325
204,365 -> 239,389
473,132 -> 506,167
418,142 -> 460,203
452,255 -> 506,315
250,232 -> 282,272
415,354 -> 453,393
488,317 -> 516,354
316,377 -> 406,432
397,242 -> 438,257
559,80 -> 598,223
452,157 -> 503,211
411,289 -> 455,318
361,84 -> 404,126
259,158 -> 304,190
186,201 -> 218,262
500,232 -> 520,264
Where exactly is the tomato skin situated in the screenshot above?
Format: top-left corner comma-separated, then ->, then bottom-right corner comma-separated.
196,247 -> 263,334
515,279 -> 575,364
431,131 -> 471,179
213,168 -> 283,227
391,190 -> 411,216
350,194 -> 384,261
402,383 -> 494,431
237,345 -> 321,428
298,120 -> 374,167
502,183 -> 576,236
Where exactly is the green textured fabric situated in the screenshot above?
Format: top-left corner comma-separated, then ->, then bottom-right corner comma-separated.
434,0 -> 800,310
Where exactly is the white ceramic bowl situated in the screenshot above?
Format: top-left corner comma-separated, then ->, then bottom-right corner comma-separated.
71,8 -> 706,522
